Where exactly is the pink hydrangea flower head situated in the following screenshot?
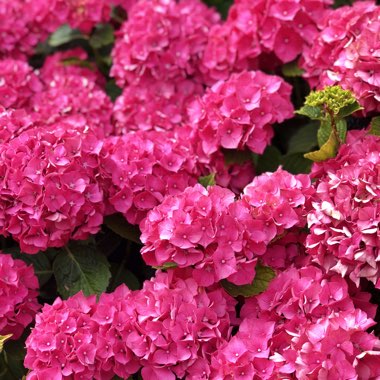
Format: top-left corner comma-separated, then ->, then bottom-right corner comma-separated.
200,0 -> 332,83
240,263 -> 380,378
301,1 -> 380,113
111,0 -> 220,87
210,314 -> 276,379
24,292 -> 113,380
0,122 -> 105,253
28,53 -> 113,137
0,58 -> 43,109
0,1 -> 65,58
0,252 -> 40,340
240,168 -> 314,265
130,269 -> 236,379
189,70 -> 294,155
306,130 -> 380,288
140,184 -> 261,285
112,75 -> 204,133
98,130 -> 201,225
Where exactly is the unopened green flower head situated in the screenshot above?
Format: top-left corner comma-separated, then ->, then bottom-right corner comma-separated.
305,85 -> 356,114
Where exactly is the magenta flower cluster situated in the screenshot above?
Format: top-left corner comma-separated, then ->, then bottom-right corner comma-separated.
301,1 -> 380,113
141,169 -> 314,286
188,70 -> 294,155
98,130 -> 201,225
0,252 -> 40,340
25,270 -> 235,380
200,0 -> 332,83
307,130 -> 380,288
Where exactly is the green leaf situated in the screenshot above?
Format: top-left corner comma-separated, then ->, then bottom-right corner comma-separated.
221,264 -> 275,297
281,60 -> 304,77
304,131 -> 339,162
296,105 -> 322,120
90,24 -> 114,49
108,263 -> 140,292
3,337 -> 27,378
0,335 -> 12,353
8,248 -> 53,286
153,262 -> 178,270
48,25 -> 87,47
336,118 -> 347,143
198,173 -> 216,187
317,119 -> 332,147
61,57 -> 94,69
369,116 -> 380,136
104,214 -> 141,244
53,243 -> 111,298
287,122 -> 319,154
282,153 -> 312,174
255,145 -> 282,174
337,101 -> 363,118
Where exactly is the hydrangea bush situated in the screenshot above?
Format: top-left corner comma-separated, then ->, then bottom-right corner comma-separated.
0,0 -> 379,379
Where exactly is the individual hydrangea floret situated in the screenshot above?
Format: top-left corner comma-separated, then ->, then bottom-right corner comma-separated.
110,0 -> 220,87
98,130 -> 200,225
306,130 -> 380,288
301,1 -> 380,113
0,253 -> 40,340
0,122 -> 105,254
188,70 -> 294,155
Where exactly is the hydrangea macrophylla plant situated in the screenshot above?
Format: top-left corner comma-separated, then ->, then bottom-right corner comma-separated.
110,0 -> 220,87
0,122 -> 104,254
301,1 -> 380,113
188,70 -> 294,155
25,269 -> 236,380
200,0 -> 332,84
0,253 -> 40,340
306,130 -> 380,288
98,130 -> 201,225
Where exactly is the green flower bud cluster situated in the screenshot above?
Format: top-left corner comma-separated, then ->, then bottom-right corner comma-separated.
305,85 -> 356,114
